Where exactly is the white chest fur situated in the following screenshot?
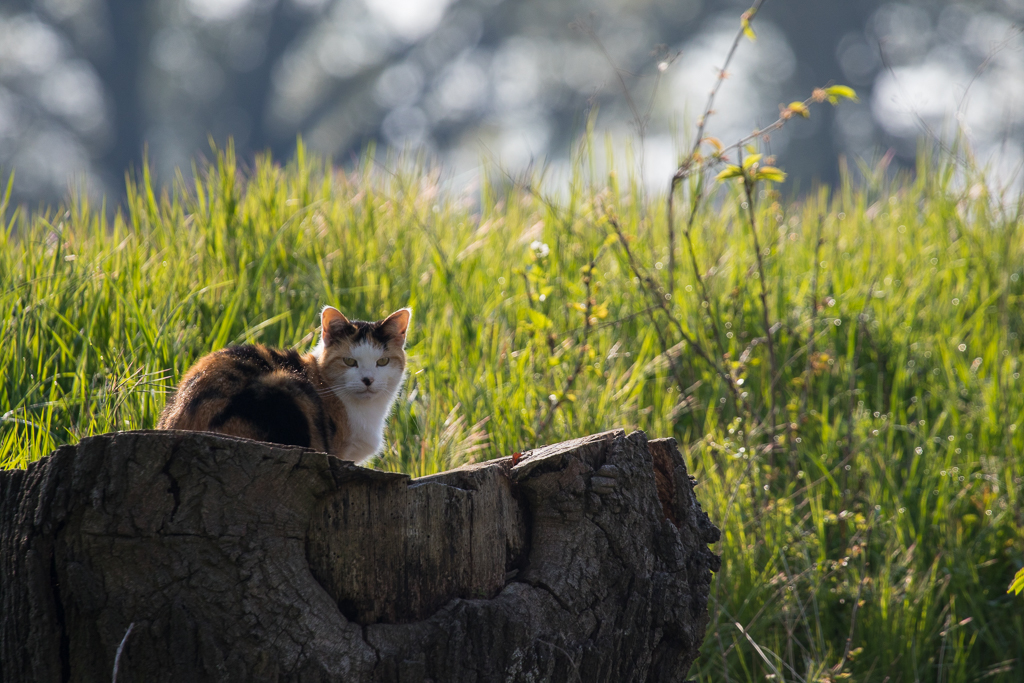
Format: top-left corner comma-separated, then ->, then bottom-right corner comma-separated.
317,336 -> 407,462
338,394 -> 392,462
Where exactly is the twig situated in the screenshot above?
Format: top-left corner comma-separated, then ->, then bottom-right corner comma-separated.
521,270 -> 536,309
835,526 -> 872,673
112,622 -> 135,683
680,175 -> 730,359
774,321 -> 837,393
955,27 -> 1023,116
667,0 -> 769,296
740,148 -> 779,461
780,552 -> 824,665
878,23 -> 1023,179
735,621 -> 786,682
800,213 -> 826,417
844,259 -> 878,492
609,216 -> 749,415
687,1 -> 769,167
611,225 -> 692,392
574,18 -> 675,195
561,305 -> 659,335
536,638 -> 583,683
535,250 -> 601,438
716,630 -> 732,683
877,40 -> 970,170
666,78 -> 847,331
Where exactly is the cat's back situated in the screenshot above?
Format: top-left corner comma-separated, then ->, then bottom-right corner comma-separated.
158,344 -> 332,451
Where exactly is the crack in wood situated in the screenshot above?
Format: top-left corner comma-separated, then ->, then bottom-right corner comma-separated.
1,429 -> 719,682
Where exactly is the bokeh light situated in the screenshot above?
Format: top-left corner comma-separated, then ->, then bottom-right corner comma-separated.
0,0 -> 1022,204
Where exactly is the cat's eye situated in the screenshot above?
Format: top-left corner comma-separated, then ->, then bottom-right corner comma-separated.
376,357 -> 390,367
343,358 -> 358,367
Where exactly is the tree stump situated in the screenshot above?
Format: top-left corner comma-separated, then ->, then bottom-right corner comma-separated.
0,428 -> 720,682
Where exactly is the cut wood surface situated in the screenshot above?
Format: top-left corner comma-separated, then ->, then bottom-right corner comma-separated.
0,428 -> 720,682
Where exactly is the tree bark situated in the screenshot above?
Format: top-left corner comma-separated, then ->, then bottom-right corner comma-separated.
0,428 -> 720,682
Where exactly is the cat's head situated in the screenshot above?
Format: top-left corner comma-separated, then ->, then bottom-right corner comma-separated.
314,306 -> 411,403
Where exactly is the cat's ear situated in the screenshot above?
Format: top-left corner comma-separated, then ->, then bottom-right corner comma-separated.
381,307 -> 411,343
320,306 -> 350,346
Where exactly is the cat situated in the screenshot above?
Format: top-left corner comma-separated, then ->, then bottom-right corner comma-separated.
157,306 -> 411,463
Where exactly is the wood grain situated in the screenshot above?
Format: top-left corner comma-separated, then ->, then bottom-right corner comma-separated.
0,429 -> 720,682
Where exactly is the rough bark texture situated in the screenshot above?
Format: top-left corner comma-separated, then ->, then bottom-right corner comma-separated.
0,428 -> 720,683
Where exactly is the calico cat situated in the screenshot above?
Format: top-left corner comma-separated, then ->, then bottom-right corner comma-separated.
157,306 -> 411,463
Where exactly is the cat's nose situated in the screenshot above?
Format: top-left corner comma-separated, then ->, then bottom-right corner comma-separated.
362,377 -> 373,386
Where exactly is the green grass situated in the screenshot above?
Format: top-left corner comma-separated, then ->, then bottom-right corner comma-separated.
1,139 -> 1022,682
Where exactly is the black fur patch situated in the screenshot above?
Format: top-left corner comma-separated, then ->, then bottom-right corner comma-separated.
329,320 -> 395,347
180,373 -> 203,392
220,345 -> 273,372
184,388 -> 225,416
313,405 -> 330,450
210,383 -> 311,448
268,348 -> 305,375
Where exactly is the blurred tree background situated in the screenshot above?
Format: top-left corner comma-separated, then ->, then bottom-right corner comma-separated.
0,0 -> 1022,205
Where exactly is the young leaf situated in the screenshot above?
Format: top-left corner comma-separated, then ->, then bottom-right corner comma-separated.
740,8 -> 757,41
755,166 -> 787,183
703,137 -> 724,153
741,17 -> 756,41
716,165 -> 743,181
825,85 -> 859,104
526,309 -> 552,328
742,153 -> 763,170
1009,567 -> 1024,596
787,101 -> 810,118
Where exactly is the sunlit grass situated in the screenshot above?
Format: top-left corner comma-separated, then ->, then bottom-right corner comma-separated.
1,140 -> 1022,681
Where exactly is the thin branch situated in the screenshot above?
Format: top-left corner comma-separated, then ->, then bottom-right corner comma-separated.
575,18 -> 644,134
609,215 -> 757,427
877,40 -> 973,170
687,1 -> 769,164
800,213 -> 826,417
670,88 -> 829,296
574,18 -> 678,217
668,0 -> 769,295
611,222 -> 693,392
716,630 -> 732,683
735,621 -> 787,682
740,148 -> 779,461
112,622 -> 135,683
834,527 -> 871,674
774,320 -> 837,393
679,175 -> 730,360
561,305 -> 659,335
535,251 -> 601,439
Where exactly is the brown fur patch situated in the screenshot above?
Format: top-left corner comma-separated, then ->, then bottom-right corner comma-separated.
158,345 -> 336,452
158,308 -> 409,459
